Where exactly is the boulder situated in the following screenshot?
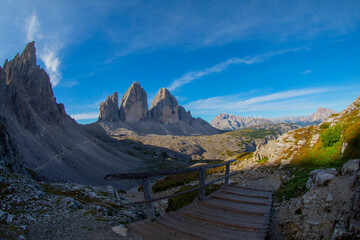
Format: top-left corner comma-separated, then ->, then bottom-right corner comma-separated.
306,168 -> 338,189
341,159 -> 360,175
119,82 -> 148,122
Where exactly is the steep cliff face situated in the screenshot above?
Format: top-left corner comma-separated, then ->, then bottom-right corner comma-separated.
150,88 -> 179,124
0,42 -> 143,189
2,42 -> 66,131
119,82 -> 148,122
99,92 -> 120,122
98,83 -> 221,136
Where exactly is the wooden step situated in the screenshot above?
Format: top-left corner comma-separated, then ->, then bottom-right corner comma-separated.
229,184 -> 274,193
158,213 -> 265,240
128,220 -> 185,240
181,203 -> 269,227
180,208 -> 265,231
199,198 -> 269,215
211,192 -> 271,206
223,186 -> 273,199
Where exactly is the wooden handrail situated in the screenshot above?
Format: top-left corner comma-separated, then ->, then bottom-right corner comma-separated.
105,159 -> 236,221
104,159 -> 236,180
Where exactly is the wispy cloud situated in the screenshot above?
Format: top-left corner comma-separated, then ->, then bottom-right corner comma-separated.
26,13 -> 39,41
71,112 -> 99,120
61,81 -> 79,88
168,47 -> 304,91
302,70 -> 313,75
39,47 -> 61,86
25,12 -> 62,86
184,87 -> 336,117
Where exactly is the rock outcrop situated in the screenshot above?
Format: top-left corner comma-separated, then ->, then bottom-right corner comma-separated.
119,82 -> 148,122
211,107 -> 336,130
178,106 -> 193,124
150,88 -> 179,124
99,92 -> 120,122
97,83 -> 221,136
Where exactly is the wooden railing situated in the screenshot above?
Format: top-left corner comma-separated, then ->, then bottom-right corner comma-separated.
105,159 -> 235,221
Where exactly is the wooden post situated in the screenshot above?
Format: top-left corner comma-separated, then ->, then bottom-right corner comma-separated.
225,162 -> 230,185
142,177 -> 155,221
198,169 -> 206,200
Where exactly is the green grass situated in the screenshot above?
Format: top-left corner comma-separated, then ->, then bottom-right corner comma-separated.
257,157 -> 269,165
274,167 -> 314,201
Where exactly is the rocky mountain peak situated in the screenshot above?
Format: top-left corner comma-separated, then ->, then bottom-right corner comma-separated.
20,41 -> 36,67
309,107 -> 336,121
99,92 -> 120,122
1,41 -> 66,129
119,81 -> 148,122
150,87 -> 179,124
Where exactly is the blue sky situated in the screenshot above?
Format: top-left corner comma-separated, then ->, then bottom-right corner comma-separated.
1,0 -> 360,123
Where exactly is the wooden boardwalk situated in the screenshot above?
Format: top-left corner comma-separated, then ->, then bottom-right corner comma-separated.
127,184 -> 273,240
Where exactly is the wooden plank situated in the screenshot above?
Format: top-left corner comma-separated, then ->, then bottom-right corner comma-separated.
223,186 -> 273,198
199,199 -> 269,215
181,209 -> 263,231
142,177 -> 155,221
150,221 -> 202,240
128,220 -> 184,240
220,189 -> 270,199
198,169 -> 206,200
105,159 -> 236,180
228,184 -> 274,193
210,192 -> 271,206
181,203 -> 268,227
159,213 -> 265,240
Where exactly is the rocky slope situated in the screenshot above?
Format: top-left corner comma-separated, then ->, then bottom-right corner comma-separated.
211,107 -> 336,130
0,42 -> 145,189
254,96 -> 359,166
106,123 -> 300,162
98,82 -> 221,136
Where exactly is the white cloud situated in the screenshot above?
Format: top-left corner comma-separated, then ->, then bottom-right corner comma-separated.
24,12 -> 62,86
168,47 -> 304,91
61,81 -> 79,88
71,112 -> 99,120
26,13 -> 38,41
39,47 -> 61,86
302,70 -> 313,75
184,87 -> 336,116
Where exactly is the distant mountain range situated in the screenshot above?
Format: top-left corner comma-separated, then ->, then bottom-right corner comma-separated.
96,82 -> 221,136
210,107 -> 336,131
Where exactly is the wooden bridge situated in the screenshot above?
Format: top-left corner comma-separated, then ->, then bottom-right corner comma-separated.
105,160 -> 273,240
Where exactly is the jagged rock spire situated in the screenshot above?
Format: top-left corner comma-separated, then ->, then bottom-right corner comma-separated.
150,88 -> 179,124
119,82 -> 148,122
99,92 -> 120,122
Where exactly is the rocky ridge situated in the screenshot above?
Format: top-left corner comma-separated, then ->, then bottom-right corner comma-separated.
211,107 -> 336,131
0,42 -> 145,189
98,82 -> 220,136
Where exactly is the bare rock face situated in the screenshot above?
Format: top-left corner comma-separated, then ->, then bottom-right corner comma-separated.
2,41 -> 66,131
119,82 -> 148,122
99,92 -> 120,122
178,106 -> 192,124
150,88 -> 179,124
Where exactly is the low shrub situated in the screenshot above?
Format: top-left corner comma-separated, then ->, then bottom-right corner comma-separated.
320,125 -> 342,147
